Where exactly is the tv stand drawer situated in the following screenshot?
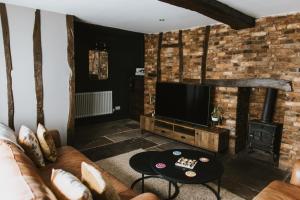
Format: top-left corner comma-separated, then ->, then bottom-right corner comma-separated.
154,127 -> 173,138
173,131 -> 195,145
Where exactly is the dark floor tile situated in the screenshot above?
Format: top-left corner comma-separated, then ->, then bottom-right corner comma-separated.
73,137 -> 113,151
143,134 -> 174,145
145,146 -> 164,151
158,141 -> 199,151
220,177 -> 257,200
226,154 -> 287,182
124,121 -> 140,129
81,138 -> 156,161
221,152 -> 288,199
246,150 -> 278,165
74,119 -> 140,144
106,129 -> 142,142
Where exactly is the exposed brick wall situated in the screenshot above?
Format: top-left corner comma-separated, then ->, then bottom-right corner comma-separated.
144,13 -> 300,169
144,34 -> 158,114
182,28 -> 206,80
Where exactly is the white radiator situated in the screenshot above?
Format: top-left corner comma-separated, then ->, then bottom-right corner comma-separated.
75,91 -> 113,118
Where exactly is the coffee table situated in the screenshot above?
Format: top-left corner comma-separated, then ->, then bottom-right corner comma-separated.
129,151 -> 179,197
151,149 -> 223,200
129,149 -> 223,200
129,151 -> 159,192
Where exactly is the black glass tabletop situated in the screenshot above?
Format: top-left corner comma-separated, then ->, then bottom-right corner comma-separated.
129,151 -> 160,175
151,149 -> 224,184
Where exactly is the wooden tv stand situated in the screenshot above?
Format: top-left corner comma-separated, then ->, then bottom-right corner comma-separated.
140,115 -> 229,153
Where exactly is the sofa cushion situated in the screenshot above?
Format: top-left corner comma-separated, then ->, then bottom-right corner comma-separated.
0,140 -> 57,200
51,169 -> 92,200
254,180 -> 300,200
40,146 -> 134,197
18,125 -> 45,167
81,162 -> 120,200
81,162 -> 106,194
37,124 -> 57,162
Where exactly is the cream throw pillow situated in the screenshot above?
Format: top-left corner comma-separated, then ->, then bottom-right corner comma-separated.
37,123 -> 57,162
51,169 -> 92,200
81,162 -> 120,200
18,125 -> 45,167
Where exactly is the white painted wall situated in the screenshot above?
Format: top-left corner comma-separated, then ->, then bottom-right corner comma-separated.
0,4 -> 69,144
7,4 -> 36,131
41,10 -> 69,145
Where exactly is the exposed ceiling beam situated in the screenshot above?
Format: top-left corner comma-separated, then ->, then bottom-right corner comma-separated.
159,0 -> 256,30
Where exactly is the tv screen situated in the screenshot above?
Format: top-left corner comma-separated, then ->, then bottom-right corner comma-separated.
155,82 -> 212,126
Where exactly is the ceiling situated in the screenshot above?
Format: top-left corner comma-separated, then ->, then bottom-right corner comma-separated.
1,0 -> 300,33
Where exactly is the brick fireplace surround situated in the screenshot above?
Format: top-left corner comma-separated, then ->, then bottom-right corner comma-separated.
144,13 -> 300,170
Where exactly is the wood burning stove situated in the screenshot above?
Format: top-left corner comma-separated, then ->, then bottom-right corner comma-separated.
248,88 -> 283,163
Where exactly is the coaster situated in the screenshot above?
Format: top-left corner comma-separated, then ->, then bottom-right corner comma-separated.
173,151 -> 182,156
199,157 -> 210,162
155,163 -> 166,169
185,171 -> 196,177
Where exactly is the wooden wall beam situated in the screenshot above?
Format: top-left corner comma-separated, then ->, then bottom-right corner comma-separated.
205,78 -> 293,92
33,9 -> 44,125
66,15 -> 75,145
201,26 -> 210,84
157,32 -> 163,81
159,0 -> 255,30
0,3 -> 14,130
178,30 -> 183,82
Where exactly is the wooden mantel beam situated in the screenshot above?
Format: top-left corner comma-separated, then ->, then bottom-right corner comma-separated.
205,78 -> 292,92
159,0 -> 256,30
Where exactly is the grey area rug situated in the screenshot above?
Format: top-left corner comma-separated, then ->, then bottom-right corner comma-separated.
96,149 -> 245,200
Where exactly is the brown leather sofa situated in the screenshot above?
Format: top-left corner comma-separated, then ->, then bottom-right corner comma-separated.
254,160 -> 300,200
0,130 -> 159,200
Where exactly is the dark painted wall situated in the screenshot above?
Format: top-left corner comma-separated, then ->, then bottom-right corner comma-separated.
74,21 -> 144,122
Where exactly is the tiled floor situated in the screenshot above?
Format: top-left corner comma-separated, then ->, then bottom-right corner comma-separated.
73,119 -> 289,200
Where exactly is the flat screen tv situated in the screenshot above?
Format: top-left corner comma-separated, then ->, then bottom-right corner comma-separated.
155,82 -> 213,126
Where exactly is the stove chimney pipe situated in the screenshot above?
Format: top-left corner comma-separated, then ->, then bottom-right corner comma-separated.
261,88 -> 278,123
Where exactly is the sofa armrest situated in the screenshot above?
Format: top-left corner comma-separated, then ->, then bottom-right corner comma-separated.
130,193 -> 160,200
290,159 -> 300,186
48,129 -> 61,148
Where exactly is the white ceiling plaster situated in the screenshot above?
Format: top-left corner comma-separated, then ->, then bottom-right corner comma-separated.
1,0 -> 300,33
